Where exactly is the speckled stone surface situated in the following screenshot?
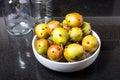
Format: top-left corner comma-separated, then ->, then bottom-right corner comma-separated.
0,0 -> 120,80
0,16 -> 120,80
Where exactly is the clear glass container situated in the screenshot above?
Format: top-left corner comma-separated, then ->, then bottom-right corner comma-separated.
31,0 -> 52,24
3,0 -> 33,37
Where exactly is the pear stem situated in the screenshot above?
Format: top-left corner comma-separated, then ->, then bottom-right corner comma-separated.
61,44 -> 64,50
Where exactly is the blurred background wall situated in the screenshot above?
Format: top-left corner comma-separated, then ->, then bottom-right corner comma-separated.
0,0 -> 120,17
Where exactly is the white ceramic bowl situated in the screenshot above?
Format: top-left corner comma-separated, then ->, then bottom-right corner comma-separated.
32,30 -> 101,72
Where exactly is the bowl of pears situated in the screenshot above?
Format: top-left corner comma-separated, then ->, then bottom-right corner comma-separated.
32,12 -> 101,72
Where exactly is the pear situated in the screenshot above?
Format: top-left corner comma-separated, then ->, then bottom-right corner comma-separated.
81,22 -> 92,36
68,27 -> 83,42
82,35 -> 99,53
47,44 -> 63,61
64,43 -> 86,62
34,23 -> 49,39
62,19 -> 68,25
35,39 -> 49,55
62,19 -> 71,31
47,20 -> 61,34
51,27 -> 69,45
65,12 -> 83,27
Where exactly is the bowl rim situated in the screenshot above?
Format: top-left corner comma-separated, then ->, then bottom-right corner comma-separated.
32,30 -> 101,65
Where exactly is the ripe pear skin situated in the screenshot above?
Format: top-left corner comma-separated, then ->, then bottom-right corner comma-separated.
81,22 -> 92,36
47,20 -> 61,34
47,44 -> 63,61
64,43 -> 86,62
51,27 -> 69,45
35,23 -> 49,39
65,12 -> 83,27
35,39 -> 49,55
82,35 -> 99,53
69,27 -> 83,42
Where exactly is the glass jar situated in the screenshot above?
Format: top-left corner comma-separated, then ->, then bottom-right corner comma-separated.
3,0 -> 33,37
31,0 -> 52,24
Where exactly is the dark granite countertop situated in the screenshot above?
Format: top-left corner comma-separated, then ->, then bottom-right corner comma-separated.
0,0 -> 120,80
0,16 -> 120,80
